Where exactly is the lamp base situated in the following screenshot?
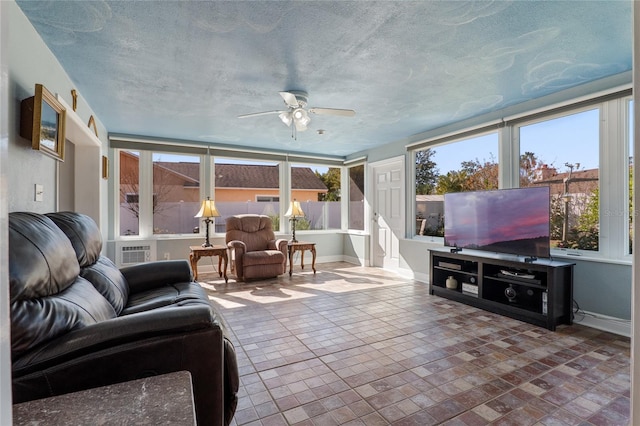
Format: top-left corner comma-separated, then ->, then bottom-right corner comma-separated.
202,218 -> 213,248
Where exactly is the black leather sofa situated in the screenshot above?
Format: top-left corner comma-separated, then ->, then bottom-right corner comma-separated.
9,211 -> 239,425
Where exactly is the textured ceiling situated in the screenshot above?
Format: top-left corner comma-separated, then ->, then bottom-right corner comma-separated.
17,1 -> 632,158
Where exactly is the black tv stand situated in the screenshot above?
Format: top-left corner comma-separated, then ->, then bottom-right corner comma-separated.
524,256 -> 537,263
429,249 -> 574,331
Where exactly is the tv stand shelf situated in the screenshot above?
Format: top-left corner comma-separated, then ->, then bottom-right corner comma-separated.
429,249 -> 574,331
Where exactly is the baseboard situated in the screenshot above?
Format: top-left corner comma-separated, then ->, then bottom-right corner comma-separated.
411,271 -> 429,284
341,255 -> 366,266
573,310 -> 631,337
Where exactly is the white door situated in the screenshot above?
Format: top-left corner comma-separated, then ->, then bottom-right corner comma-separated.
371,158 -> 404,269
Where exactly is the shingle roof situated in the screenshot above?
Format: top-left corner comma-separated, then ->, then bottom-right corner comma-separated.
156,162 -> 327,190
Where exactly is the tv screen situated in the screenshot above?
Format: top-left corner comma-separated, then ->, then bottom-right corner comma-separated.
444,187 -> 550,259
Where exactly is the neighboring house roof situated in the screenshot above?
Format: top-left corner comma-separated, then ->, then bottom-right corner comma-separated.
155,161 -> 200,182
153,161 -> 328,191
122,152 -> 199,187
531,168 -> 599,195
214,164 -> 327,191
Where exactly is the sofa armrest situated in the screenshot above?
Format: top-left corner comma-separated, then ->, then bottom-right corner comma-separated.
121,260 -> 193,294
274,238 -> 289,255
227,240 -> 246,253
12,303 -> 216,375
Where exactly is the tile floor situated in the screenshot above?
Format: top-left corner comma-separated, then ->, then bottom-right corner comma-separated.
199,262 -> 631,426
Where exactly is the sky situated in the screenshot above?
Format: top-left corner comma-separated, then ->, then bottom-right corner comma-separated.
431,108 -> 602,176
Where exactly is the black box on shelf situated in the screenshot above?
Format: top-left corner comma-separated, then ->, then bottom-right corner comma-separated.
439,261 -> 462,270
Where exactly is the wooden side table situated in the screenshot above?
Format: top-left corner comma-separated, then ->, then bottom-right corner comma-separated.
189,245 -> 228,283
288,241 -> 316,277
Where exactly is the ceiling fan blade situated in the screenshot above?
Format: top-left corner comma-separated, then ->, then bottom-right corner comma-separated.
279,91 -> 300,108
238,110 -> 285,119
308,108 -> 356,117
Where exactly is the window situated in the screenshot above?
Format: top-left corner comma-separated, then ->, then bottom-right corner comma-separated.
291,163 -> 341,231
119,150 -> 140,236
519,108 -> 600,251
348,164 -> 365,230
256,196 -> 279,202
152,153 -> 201,235
414,133 -> 498,236
214,158 -> 280,232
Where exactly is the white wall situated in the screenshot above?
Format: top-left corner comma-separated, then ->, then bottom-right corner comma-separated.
7,1 -> 108,215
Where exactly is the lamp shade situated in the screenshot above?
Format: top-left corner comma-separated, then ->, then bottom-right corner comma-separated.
285,200 -> 305,218
195,197 -> 221,218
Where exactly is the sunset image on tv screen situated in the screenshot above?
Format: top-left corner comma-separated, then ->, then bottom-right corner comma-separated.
444,186 -> 550,258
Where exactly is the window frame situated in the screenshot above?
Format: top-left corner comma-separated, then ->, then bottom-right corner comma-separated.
411,129 -> 499,240
410,92 -> 632,262
114,149 -> 355,240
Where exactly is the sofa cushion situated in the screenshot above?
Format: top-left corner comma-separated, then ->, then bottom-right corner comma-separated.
46,211 -> 102,268
9,212 -> 116,359
11,277 -> 116,358
9,212 -> 80,303
81,256 -> 129,315
122,282 -> 211,316
242,250 -> 286,267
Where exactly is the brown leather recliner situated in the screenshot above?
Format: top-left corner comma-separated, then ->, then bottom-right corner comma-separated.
226,214 -> 288,281
9,211 -> 239,426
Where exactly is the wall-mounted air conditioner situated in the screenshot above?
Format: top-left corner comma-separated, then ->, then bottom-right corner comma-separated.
115,241 -> 157,267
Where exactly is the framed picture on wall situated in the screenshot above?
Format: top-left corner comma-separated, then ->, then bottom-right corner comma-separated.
20,83 -> 66,161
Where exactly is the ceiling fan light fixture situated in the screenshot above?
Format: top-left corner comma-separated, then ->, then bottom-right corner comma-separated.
293,108 -> 310,127
279,111 -> 292,127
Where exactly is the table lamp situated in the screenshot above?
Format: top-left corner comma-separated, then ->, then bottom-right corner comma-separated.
285,199 -> 305,243
195,197 -> 220,247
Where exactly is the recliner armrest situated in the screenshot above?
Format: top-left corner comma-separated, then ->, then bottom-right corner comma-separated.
121,260 -> 193,294
274,238 -> 289,254
12,303 -> 218,376
227,240 -> 246,253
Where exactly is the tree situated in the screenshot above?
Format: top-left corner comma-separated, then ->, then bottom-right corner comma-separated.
435,170 -> 468,194
460,156 -> 498,191
316,168 -> 341,201
519,151 -> 541,187
415,149 -> 439,194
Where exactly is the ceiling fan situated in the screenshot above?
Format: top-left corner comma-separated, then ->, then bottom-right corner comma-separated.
238,91 -> 355,137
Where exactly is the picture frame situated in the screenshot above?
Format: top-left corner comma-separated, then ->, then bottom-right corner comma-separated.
102,155 -> 109,179
20,83 -> 66,161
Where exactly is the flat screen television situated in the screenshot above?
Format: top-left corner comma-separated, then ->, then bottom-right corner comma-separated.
444,186 -> 550,259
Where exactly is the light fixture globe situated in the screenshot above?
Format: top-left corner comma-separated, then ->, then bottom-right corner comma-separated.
279,111 -> 292,127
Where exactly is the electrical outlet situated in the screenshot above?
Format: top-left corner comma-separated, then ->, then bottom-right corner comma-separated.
34,184 -> 44,202
163,252 -> 170,260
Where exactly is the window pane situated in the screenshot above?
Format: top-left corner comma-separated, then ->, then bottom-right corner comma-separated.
415,133 -> 498,236
119,150 -> 140,236
152,153 -> 200,234
291,163 -> 340,230
348,165 -> 364,230
519,109 -> 600,251
214,158 -> 280,232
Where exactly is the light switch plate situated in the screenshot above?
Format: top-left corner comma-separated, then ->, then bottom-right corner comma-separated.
35,184 -> 44,202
